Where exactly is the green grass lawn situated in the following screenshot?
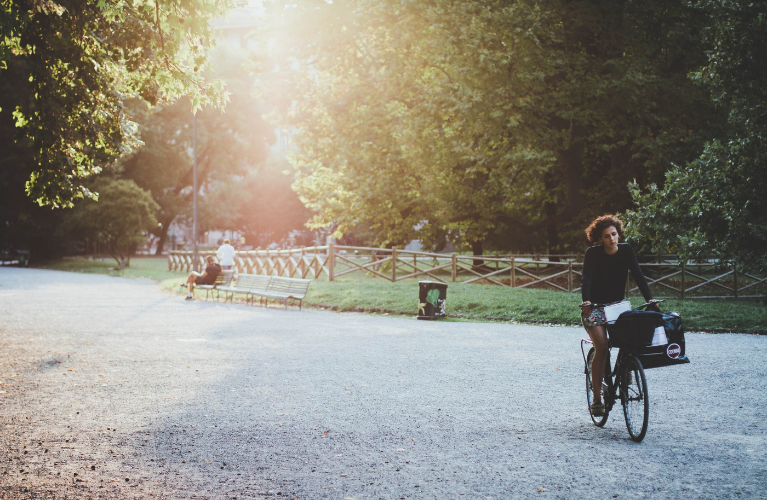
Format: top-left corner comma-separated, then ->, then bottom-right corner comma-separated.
34,257 -> 767,333
305,280 -> 767,332
35,256 -> 180,281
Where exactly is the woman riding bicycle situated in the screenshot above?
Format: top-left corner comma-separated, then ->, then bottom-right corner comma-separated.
580,215 -> 657,417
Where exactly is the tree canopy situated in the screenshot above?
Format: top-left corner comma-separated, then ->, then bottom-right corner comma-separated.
266,0 -> 720,253
624,0 -> 767,270
120,46 -> 274,253
3,0 -> 763,266
0,0 -> 235,207
61,178 -> 159,265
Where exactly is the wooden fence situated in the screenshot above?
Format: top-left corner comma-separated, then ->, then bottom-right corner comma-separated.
168,245 -> 766,299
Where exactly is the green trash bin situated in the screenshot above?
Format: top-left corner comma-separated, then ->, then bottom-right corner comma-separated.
417,281 -> 447,320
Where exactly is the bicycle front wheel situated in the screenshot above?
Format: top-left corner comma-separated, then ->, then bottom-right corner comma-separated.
621,355 -> 649,442
586,347 -> 609,427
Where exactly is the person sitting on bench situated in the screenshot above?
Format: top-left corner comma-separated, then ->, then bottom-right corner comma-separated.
184,256 -> 221,300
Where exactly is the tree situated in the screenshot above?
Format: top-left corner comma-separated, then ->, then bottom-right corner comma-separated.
61,179 -> 159,265
120,46 -> 274,254
0,57 -> 66,259
624,0 -> 767,271
0,0 -> 235,207
268,0 -> 719,254
229,158 -> 312,248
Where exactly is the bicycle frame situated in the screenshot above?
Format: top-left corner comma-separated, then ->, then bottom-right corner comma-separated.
580,302 -> 658,442
581,338 -> 632,409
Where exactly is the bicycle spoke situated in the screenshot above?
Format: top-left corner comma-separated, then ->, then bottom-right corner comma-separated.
622,356 -> 649,442
586,348 -> 609,427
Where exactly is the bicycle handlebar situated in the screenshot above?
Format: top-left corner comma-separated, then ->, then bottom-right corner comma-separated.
579,299 -> 665,310
637,299 -> 664,311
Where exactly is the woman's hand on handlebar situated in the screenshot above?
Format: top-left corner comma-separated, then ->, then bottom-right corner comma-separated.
579,301 -> 593,310
639,299 -> 664,311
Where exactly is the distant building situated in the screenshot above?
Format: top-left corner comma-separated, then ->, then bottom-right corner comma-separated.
209,2 -> 262,49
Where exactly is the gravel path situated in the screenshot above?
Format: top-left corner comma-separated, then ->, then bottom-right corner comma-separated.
0,267 -> 765,500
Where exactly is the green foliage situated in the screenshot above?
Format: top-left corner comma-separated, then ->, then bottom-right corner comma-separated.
625,141 -> 767,269
0,0 -> 235,207
120,46 -> 274,253
226,158 -> 313,248
264,0 -> 718,253
62,178 -> 159,265
0,61 -> 68,258
624,0 -> 767,271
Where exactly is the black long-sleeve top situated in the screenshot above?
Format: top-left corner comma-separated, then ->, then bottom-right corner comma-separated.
581,243 -> 653,304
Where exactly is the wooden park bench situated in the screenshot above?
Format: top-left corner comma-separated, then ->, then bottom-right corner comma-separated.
251,276 -> 312,310
216,274 -> 311,309
194,270 -> 234,301
217,274 -> 271,304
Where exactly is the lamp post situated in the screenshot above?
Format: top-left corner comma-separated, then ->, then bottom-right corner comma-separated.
193,112 -> 199,272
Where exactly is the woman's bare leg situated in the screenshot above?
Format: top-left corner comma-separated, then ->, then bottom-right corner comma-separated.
587,325 -> 609,404
186,272 -> 200,294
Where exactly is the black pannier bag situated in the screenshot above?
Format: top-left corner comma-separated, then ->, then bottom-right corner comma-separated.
608,310 -> 690,369
608,310 -> 660,347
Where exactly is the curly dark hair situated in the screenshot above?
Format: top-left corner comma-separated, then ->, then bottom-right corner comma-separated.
585,215 -> 625,245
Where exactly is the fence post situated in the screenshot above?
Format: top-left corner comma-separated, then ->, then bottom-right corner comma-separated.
734,265 -> 738,299
657,253 -> 661,280
568,260 -> 572,292
451,253 -> 457,282
680,261 -> 686,299
301,247 -> 306,279
391,246 -> 397,282
511,257 -> 516,288
328,242 -> 335,281
313,245 -> 322,278
535,254 -> 539,276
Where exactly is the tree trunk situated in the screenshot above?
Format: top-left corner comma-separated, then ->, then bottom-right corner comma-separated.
544,173 -> 561,263
471,240 -> 485,269
545,213 -> 560,262
155,215 -> 175,255
108,242 -> 123,267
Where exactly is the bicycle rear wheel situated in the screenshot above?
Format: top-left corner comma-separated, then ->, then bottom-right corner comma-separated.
621,355 -> 649,442
585,348 -> 609,427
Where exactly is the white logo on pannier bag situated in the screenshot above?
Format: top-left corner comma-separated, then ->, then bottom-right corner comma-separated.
667,343 -> 681,359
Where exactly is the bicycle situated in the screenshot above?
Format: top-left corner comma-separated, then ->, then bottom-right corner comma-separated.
579,300 -> 666,443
